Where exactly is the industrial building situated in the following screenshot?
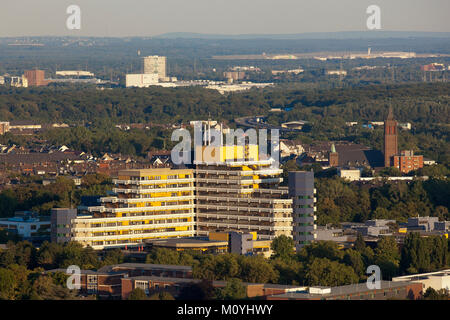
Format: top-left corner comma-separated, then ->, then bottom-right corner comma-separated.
125,73 -> 159,88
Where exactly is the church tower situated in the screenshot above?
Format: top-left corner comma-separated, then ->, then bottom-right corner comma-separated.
384,107 -> 398,167
329,143 -> 339,167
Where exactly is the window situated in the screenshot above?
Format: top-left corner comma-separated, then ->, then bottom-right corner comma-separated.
135,281 -> 149,294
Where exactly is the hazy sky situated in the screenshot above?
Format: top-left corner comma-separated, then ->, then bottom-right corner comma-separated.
0,0 -> 449,37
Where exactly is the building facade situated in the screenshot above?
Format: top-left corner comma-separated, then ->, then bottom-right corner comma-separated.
125,73 -> 159,88
0,211 -> 51,241
24,69 -> 49,87
384,107 -> 398,167
288,171 -> 317,250
194,145 -> 293,241
393,150 -> 424,173
53,169 -> 196,249
143,56 -> 167,80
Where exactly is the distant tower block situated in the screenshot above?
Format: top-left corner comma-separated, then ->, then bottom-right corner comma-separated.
329,143 -> 339,167
143,56 -> 167,80
384,107 -> 398,167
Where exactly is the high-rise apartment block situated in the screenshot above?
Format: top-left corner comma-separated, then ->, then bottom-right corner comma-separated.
194,145 -> 293,240
53,169 -> 195,249
24,69 -> 49,87
288,171 -> 316,251
51,143 -> 295,249
143,56 -> 167,80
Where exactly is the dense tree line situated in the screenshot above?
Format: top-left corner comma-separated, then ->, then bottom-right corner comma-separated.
314,176 -> 449,225
0,233 -> 448,299
0,174 -> 112,219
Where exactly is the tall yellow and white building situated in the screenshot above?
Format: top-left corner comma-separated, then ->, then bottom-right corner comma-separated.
52,145 -> 293,249
194,144 -> 293,240
56,169 -> 195,249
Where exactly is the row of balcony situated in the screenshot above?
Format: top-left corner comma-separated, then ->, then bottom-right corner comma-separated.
100,195 -> 195,204
197,221 -> 293,232
195,195 -> 292,204
113,178 -> 194,185
196,204 -> 292,213
195,177 -> 282,185
73,212 -> 195,224
74,230 -> 196,242
196,213 -> 293,223
194,168 -> 283,176
73,221 -> 194,232
113,187 -> 195,194
88,204 -> 194,214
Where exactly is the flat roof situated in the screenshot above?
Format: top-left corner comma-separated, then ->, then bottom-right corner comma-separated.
269,281 -> 415,299
46,268 -> 127,276
98,263 -> 192,273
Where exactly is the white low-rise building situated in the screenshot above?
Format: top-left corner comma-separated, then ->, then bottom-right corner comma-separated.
338,169 -> 361,181
126,73 -> 159,88
0,212 -> 51,238
392,269 -> 450,292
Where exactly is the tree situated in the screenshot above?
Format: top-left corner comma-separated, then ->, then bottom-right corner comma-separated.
343,249 -> 365,278
102,248 -> 124,266
374,237 -> 400,279
305,258 -> 360,286
271,235 -> 295,261
238,255 -> 279,283
178,280 -> 216,300
354,233 -> 366,252
215,278 -> 247,300
298,241 -> 343,263
148,291 -> 175,300
0,268 -> 16,300
128,288 -> 148,300
30,274 -> 76,300
423,287 -> 450,300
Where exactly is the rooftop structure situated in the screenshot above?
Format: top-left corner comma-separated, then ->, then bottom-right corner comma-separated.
267,280 -> 422,300
392,269 -> 450,292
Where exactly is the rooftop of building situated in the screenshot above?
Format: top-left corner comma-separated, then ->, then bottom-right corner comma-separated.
392,269 -> 450,281
97,263 -> 192,273
126,276 -> 305,291
46,268 -> 128,276
269,280 -> 414,299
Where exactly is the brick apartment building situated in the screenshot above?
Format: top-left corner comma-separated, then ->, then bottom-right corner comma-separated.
393,150 -> 424,173
24,70 -> 49,87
